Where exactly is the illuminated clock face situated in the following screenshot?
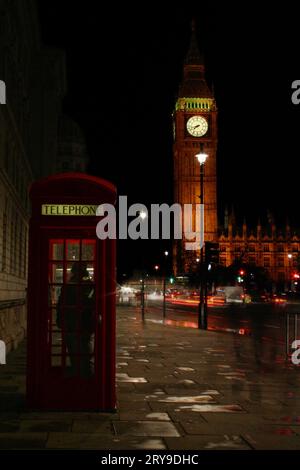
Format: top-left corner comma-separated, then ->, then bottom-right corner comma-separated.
186,115 -> 208,137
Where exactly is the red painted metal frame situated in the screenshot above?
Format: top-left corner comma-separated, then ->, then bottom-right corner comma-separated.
26,173 -> 117,411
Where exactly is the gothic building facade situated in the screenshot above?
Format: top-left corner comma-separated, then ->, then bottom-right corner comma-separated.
173,25 -> 299,288
218,213 -> 300,288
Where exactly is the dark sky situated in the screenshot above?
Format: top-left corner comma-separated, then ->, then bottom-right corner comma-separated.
37,2 -> 300,275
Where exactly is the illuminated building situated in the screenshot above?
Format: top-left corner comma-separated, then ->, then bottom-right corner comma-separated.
173,24 -> 298,288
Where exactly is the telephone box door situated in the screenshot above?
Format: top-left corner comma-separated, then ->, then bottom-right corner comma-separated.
40,230 -> 104,409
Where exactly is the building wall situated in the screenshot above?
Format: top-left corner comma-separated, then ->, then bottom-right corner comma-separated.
173,32 -> 218,275
0,0 -> 66,351
219,224 -> 299,285
0,98 -> 31,352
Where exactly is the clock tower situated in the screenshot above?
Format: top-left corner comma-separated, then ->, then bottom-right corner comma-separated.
173,23 -> 218,274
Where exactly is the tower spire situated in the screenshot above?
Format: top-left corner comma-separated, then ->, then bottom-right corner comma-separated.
185,19 -> 204,65
179,19 -> 213,99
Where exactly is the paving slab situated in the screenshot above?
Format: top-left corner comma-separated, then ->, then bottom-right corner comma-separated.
242,433 -> 300,450
165,435 -> 252,450
19,420 -> 72,432
0,432 -> 47,449
72,420 -> 115,434
113,421 -> 180,437
118,411 -> 171,421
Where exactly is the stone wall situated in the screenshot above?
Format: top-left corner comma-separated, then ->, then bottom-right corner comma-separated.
0,301 -> 26,352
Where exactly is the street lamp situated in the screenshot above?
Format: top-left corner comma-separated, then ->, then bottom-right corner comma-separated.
139,211 -> 148,319
195,144 -> 208,329
153,265 -> 160,290
288,253 -> 293,292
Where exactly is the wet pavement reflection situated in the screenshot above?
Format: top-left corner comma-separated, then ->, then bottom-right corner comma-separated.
1,306 -> 300,450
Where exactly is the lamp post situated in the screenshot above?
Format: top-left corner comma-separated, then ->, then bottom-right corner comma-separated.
195,144 -> 208,329
139,210 -> 147,319
288,253 -> 293,292
163,251 -> 169,318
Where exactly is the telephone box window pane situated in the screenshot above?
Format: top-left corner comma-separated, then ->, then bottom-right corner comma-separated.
65,334 -> 80,376
82,240 -> 96,260
65,355 -> 76,376
51,331 -> 62,351
63,306 -> 80,331
86,263 -> 95,282
62,287 -> 79,308
67,262 -> 93,283
66,263 -> 80,283
66,240 -> 80,260
49,287 -> 62,307
49,263 -> 64,283
79,288 -> 95,332
51,356 -> 62,367
79,283 -> 95,304
49,240 -> 64,260
50,308 -> 61,328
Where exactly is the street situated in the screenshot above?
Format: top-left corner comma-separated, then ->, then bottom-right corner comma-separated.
140,299 -> 300,358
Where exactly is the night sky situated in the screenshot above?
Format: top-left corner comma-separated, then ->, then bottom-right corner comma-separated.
37,2 -> 300,276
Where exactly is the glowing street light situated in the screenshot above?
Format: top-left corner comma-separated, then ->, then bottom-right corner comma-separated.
195,151 -> 208,166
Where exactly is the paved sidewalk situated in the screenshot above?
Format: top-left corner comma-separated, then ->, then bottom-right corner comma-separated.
0,306 -> 300,450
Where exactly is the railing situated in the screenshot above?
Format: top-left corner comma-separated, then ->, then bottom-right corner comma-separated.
0,298 -> 26,310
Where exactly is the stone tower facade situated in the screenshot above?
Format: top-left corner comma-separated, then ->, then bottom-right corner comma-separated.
173,23 -> 217,275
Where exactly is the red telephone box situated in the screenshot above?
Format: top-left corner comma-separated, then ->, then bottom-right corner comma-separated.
26,173 -> 117,410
